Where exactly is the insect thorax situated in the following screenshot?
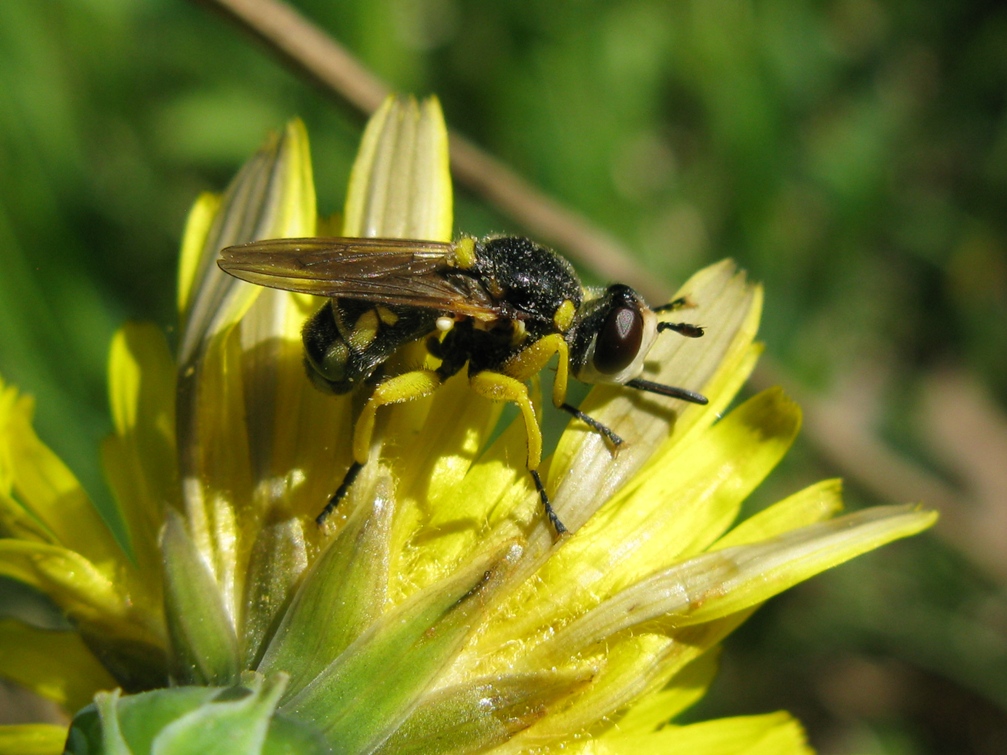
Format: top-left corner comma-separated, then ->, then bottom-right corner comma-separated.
472,237 -> 583,326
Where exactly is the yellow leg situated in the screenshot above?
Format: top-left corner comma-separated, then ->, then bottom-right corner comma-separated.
470,369 -> 569,536
502,333 -> 570,408
353,369 -> 443,463
469,371 -> 542,470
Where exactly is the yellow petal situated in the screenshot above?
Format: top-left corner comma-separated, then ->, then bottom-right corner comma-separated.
0,618 -> 115,712
489,388 -> 801,649
236,290 -> 338,478
612,650 -> 721,735
0,540 -> 162,649
386,371 -> 503,592
102,323 -> 177,580
396,381 -> 547,597
0,724 -> 68,755
713,478 -> 844,549
594,388 -> 802,561
553,505 -> 937,652
0,383 -> 124,570
177,192 -> 222,317
386,373 -> 499,513
597,711 -> 811,755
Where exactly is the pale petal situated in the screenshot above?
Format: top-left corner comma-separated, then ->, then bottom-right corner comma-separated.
485,388 -> 802,649
544,262 -> 762,550
177,119 -> 317,366
343,96 -> 453,242
554,505 -> 937,652
611,650 -> 721,735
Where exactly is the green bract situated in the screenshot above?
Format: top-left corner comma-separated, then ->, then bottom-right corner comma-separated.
0,97 -> 935,754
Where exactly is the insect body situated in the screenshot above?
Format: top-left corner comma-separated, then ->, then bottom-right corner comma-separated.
218,235 -> 706,534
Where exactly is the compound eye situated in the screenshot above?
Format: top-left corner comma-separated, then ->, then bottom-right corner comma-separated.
593,304 -> 644,375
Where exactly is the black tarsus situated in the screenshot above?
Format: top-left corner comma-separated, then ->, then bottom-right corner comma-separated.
560,402 -> 624,448
316,460 -> 365,526
530,469 -> 567,537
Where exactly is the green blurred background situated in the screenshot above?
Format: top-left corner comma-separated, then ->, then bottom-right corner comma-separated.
1,1 -> 1006,752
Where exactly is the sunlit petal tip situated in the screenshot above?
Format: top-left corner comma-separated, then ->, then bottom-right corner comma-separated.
177,191 -> 222,317
344,94 -> 452,242
178,118 -> 317,366
713,478 -> 845,549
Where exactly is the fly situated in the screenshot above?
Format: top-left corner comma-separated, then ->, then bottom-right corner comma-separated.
218,235 -> 706,535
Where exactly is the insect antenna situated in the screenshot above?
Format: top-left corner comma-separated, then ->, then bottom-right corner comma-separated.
654,296 -> 704,338
654,295 -> 700,313
625,378 -> 708,405
657,321 -> 705,338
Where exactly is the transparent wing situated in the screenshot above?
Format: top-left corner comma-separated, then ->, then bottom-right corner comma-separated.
218,237 -> 500,318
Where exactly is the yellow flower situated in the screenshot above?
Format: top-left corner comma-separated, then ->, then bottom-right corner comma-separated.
0,96 -> 935,754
